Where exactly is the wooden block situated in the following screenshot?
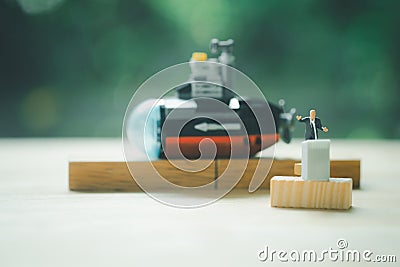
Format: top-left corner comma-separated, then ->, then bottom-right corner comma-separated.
69,159 -> 360,192
270,176 -> 352,210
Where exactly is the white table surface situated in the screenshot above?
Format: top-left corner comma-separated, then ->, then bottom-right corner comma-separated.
0,138 -> 399,266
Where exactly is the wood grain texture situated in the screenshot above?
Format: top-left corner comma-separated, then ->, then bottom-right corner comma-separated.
69,159 -> 360,192
270,176 -> 352,210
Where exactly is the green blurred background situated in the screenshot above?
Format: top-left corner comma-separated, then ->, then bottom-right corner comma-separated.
1,0 -> 399,138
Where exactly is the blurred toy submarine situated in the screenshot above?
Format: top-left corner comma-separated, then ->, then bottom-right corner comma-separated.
129,38 -> 296,160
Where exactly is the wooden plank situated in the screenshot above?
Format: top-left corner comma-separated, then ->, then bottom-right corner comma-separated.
69,162 -> 139,192
216,158 -> 298,190
294,163 -> 302,176
330,160 -> 360,188
69,159 -> 360,192
270,176 -> 352,210
293,161 -> 361,188
69,160 -> 216,192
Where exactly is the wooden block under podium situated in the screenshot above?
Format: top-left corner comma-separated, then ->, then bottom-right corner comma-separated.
270,176 -> 352,210
69,159 -> 360,192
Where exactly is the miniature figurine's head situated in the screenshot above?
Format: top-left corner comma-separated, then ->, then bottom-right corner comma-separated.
310,109 -> 316,121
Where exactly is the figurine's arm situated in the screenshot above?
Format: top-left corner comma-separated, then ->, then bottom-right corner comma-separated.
316,119 -> 328,132
296,115 -> 306,122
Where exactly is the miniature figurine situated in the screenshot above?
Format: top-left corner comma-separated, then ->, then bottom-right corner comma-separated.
296,109 -> 328,140
270,109 -> 352,210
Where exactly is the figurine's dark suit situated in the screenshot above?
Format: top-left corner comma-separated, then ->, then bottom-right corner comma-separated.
298,117 -> 324,140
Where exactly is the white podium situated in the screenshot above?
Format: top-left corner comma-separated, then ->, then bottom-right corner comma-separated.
301,139 -> 330,181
